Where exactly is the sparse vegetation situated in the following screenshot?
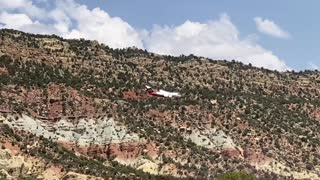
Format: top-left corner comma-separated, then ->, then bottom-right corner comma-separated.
217,171 -> 256,180
0,29 -> 319,179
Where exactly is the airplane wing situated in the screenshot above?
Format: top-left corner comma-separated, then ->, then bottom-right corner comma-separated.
158,89 -> 167,93
158,89 -> 181,97
146,86 -> 181,98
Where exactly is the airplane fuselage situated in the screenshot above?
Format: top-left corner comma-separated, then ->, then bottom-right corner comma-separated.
146,85 -> 181,98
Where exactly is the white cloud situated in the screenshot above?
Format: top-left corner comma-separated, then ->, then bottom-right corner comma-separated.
308,62 -> 319,70
143,14 -> 289,71
0,0 -> 290,71
0,12 -> 33,29
0,0 -> 144,49
52,0 -> 144,48
254,17 -> 290,39
0,0 -> 45,18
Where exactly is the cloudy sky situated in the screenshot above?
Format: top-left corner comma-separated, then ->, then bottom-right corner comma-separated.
0,0 -> 319,71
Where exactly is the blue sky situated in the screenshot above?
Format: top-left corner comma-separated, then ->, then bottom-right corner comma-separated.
81,0 -> 319,71
0,0 -> 319,71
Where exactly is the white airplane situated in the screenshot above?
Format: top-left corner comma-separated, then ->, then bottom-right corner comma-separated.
145,85 -> 181,98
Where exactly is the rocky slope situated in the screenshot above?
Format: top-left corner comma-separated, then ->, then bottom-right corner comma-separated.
0,29 -> 320,179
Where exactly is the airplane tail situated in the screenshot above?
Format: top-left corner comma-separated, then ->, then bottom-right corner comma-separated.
145,85 -> 154,94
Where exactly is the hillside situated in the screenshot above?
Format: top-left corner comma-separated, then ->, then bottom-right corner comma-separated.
0,29 -> 320,179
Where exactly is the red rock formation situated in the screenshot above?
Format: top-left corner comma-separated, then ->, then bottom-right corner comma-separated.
58,141 -> 159,162
147,109 -> 167,119
222,148 -> 242,158
310,108 -> 320,122
244,148 -> 270,165
48,102 -> 62,119
0,67 -> 8,75
122,91 -> 140,100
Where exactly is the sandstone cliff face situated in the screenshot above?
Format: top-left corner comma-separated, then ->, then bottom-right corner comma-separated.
2,114 -> 319,179
0,114 -> 242,177
0,144 -> 104,180
2,115 -> 141,146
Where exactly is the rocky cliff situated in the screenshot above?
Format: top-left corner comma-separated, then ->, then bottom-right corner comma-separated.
0,29 -> 320,179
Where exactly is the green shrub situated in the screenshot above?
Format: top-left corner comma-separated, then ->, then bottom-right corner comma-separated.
217,171 -> 256,180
